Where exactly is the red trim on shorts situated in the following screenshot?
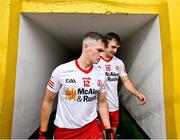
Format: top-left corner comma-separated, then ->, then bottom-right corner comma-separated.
101,57 -> 113,62
75,59 -> 93,74
54,119 -> 102,139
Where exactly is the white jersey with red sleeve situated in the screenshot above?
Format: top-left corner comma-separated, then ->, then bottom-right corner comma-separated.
47,60 -> 106,129
97,56 -> 127,112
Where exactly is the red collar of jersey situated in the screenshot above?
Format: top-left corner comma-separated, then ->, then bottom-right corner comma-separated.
101,57 -> 113,62
75,60 -> 93,74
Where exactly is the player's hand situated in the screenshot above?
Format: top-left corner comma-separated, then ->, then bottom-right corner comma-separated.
136,92 -> 146,105
39,131 -> 48,140
105,128 -> 113,139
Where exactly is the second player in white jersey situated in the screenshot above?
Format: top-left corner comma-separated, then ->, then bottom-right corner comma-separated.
47,60 -> 106,128
96,32 -> 147,138
97,56 -> 127,112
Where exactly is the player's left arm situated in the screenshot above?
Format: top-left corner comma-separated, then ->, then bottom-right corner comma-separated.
120,75 -> 147,105
98,92 -> 111,129
98,92 -> 113,139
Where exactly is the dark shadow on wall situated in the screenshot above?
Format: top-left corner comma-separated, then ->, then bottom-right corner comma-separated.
117,104 -> 150,139
28,111 -> 56,139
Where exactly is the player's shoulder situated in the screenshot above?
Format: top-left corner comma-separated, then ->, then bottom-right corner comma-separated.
55,60 -> 75,71
112,56 -> 121,61
93,64 -> 105,74
113,56 -> 124,64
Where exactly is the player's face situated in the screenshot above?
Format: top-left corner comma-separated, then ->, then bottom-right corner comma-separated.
87,40 -> 105,64
105,39 -> 120,57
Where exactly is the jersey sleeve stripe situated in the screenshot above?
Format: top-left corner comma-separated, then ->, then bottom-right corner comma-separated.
49,79 -> 55,84
48,81 -> 54,88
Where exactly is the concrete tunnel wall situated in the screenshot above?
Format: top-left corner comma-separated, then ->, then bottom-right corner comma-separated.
119,17 -> 166,138
12,15 -> 165,138
12,15 -> 68,138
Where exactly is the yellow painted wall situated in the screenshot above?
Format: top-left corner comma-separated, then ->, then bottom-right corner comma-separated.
0,0 -> 179,138
0,0 -> 21,138
21,0 -> 160,14
159,1 -> 176,138
168,0 -> 180,138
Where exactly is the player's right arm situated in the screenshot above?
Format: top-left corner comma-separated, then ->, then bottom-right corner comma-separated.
40,66 -> 61,132
40,89 -> 57,132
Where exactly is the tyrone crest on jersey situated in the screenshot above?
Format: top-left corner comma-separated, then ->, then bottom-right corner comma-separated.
115,65 -> 120,71
97,80 -> 102,87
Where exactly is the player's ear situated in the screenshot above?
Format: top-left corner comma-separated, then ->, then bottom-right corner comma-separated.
84,42 -> 88,48
83,42 -> 89,52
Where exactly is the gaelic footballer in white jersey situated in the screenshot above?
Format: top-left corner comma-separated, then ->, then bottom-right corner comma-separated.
47,60 -> 106,129
97,56 -> 127,112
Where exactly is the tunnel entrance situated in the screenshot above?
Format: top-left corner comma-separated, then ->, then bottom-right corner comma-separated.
13,13 -> 166,139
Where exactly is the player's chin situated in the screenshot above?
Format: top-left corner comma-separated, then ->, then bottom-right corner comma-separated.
110,53 -> 115,56
94,58 -> 100,63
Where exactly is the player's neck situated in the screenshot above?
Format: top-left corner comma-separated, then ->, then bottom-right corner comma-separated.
102,53 -> 113,60
77,56 -> 93,70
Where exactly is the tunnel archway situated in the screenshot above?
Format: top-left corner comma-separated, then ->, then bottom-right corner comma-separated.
13,13 -> 165,139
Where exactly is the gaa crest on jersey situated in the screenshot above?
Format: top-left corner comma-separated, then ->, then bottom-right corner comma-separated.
66,78 -> 76,83
97,79 -> 102,87
115,65 -> 120,71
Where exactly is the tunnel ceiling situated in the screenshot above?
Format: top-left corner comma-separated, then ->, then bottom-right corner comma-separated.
24,13 -> 156,50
